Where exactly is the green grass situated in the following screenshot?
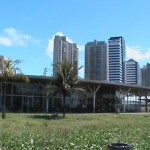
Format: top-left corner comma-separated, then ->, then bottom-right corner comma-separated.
0,113 -> 150,149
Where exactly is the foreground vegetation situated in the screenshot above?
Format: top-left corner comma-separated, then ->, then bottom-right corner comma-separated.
0,113 -> 149,149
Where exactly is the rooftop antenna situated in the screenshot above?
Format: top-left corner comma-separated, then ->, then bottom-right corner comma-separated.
43,67 -> 48,76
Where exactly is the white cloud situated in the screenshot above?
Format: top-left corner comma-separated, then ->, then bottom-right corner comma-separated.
55,32 -> 73,44
77,44 -> 84,52
46,38 -> 54,58
126,46 -> 143,61
0,37 -> 12,46
145,49 -> 150,59
46,32 -> 84,59
0,27 -> 32,46
126,45 -> 150,61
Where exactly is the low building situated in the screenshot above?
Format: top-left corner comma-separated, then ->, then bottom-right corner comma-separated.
0,75 -> 150,113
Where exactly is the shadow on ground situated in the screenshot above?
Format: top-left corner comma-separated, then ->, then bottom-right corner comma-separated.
30,114 -> 65,120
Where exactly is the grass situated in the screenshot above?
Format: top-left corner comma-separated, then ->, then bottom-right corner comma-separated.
0,113 -> 150,149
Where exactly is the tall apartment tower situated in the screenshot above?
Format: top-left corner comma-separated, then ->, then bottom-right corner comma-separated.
108,36 -> 126,83
85,40 -> 108,80
0,56 -> 4,74
126,59 -> 140,85
141,63 -> 150,87
53,35 -> 78,75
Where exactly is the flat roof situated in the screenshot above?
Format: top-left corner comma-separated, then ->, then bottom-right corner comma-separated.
27,75 -> 150,94
79,79 -> 150,94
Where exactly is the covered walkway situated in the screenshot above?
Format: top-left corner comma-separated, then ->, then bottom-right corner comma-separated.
0,76 -> 150,113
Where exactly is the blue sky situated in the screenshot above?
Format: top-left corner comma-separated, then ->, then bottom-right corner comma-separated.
1,0 -> 150,78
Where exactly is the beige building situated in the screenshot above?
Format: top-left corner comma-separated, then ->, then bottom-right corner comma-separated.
0,56 -> 4,74
53,36 -> 78,75
141,63 -> 150,87
126,59 -> 141,85
85,40 -> 108,80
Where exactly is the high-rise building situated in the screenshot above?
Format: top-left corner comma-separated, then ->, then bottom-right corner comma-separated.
0,56 -> 4,74
108,36 -> 126,83
85,40 -> 107,80
126,59 -> 140,85
53,35 -> 78,75
141,63 -> 150,87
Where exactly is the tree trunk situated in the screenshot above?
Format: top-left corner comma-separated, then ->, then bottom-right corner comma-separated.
2,82 -> 6,119
63,91 -> 66,117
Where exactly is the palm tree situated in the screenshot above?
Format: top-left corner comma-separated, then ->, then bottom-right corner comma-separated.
51,60 -> 82,117
0,58 -> 29,119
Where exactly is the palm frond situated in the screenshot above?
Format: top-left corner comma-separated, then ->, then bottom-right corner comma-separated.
51,60 -> 82,93
0,58 -> 29,83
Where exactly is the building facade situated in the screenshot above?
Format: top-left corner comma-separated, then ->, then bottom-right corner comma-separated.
126,59 -> 140,85
85,40 -> 107,80
141,63 -> 150,87
0,56 -> 4,74
0,76 -> 149,113
108,36 -> 126,83
53,35 -> 78,75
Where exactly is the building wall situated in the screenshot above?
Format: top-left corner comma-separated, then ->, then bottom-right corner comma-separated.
0,82 -> 117,113
53,36 -> 78,75
126,59 -> 140,85
85,40 -> 108,80
108,36 -> 126,83
141,63 -> 150,87
0,77 -> 148,113
0,56 -> 4,74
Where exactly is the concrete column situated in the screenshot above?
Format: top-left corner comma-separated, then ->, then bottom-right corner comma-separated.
22,96 -> 24,112
145,101 -> 148,112
11,83 -> 13,107
32,86 -> 34,107
88,84 -> 100,113
22,84 -> 24,112
120,88 -> 131,113
46,91 -> 49,113
139,96 -> 142,112
145,95 -> 148,112
27,97 -> 29,113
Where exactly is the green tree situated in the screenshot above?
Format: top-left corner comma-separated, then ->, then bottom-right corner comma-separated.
0,58 -> 29,119
51,60 -> 82,117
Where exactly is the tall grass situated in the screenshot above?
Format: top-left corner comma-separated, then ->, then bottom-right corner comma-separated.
0,113 -> 149,149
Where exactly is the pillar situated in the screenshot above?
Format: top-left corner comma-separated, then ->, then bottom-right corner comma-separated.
11,83 -> 13,108
87,84 -> 100,113
120,88 -> 131,113
46,91 -> 49,113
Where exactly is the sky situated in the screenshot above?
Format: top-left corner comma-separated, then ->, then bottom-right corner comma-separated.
1,0 -> 150,78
